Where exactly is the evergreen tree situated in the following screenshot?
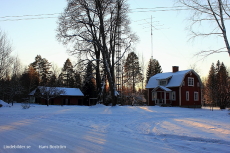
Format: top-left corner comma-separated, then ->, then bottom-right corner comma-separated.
216,62 -> 229,109
205,63 -> 217,107
205,61 -> 230,109
48,73 -> 57,87
146,58 -> 162,84
74,72 -> 82,89
20,66 -> 39,94
216,60 -> 221,73
124,52 -> 142,93
59,58 -> 75,87
82,61 -> 96,104
30,55 -> 52,85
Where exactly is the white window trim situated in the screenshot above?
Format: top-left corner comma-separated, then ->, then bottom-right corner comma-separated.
194,92 -> 199,101
159,80 -> 167,86
152,92 -> 157,101
188,77 -> 194,86
186,91 -> 189,101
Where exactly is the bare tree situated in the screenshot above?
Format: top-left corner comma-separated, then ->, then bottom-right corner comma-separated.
35,86 -> 65,106
11,55 -> 23,77
51,62 -> 61,78
6,75 -> 24,106
178,0 -> 230,57
188,63 -> 201,75
57,0 -> 137,105
0,29 -> 14,80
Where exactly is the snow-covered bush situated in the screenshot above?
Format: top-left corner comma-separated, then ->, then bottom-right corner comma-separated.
0,100 -> 11,107
21,102 -> 30,109
122,92 -> 146,106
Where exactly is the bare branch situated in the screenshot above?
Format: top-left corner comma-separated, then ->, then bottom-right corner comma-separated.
195,47 -> 227,59
178,0 -> 230,57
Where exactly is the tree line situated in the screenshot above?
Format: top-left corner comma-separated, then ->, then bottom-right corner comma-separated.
203,60 -> 230,109
0,35 -> 163,106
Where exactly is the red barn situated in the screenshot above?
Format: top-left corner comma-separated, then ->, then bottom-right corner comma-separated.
29,87 -> 84,105
146,66 -> 202,107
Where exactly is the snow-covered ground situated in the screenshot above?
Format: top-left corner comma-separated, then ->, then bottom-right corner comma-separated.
0,101 -> 229,153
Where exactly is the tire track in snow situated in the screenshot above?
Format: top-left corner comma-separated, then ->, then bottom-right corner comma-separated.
175,119 -> 230,136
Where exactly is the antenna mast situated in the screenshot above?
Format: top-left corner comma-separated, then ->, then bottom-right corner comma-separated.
151,15 -> 153,59
116,0 -> 121,94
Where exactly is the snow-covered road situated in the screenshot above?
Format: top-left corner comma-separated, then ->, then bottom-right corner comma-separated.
0,103 -> 229,153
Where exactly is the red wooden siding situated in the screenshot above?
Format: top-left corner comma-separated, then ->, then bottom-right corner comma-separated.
148,88 -> 155,106
181,72 -> 202,106
169,87 -> 179,106
37,96 -> 84,105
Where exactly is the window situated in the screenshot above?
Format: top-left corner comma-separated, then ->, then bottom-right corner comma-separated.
188,77 -> 194,86
171,91 -> 176,100
152,92 -> 157,101
197,82 -> 200,87
194,92 -> 199,101
159,80 -> 167,86
186,91 -> 189,101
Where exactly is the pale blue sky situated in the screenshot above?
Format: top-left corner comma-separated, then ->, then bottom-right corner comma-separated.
0,0 -> 229,78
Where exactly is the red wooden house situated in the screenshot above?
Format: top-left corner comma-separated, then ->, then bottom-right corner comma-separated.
146,66 -> 202,107
29,87 -> 84,105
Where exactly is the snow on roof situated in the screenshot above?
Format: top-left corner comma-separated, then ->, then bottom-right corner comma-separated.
29,87 -> 84,96
153,86 -> 172,92
146,69 -> 193,88
59,87 -> 84,96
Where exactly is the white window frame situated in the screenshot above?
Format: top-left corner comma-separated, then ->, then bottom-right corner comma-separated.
186,91 -> 189,101
152,92 -> 157,101
188,77 -> 194,86
194,92 -> 199,101
171,91 -> 176,100
159,80 -> 167,86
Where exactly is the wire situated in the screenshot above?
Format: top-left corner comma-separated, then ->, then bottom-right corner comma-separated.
0,13 -> 61,19
1,5 -> 229,22
0,16 -> 59,22
0,13 -> 60,21
0,6 -> 190,22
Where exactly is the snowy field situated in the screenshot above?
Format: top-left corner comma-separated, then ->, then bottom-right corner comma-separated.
0,101 -> 230,153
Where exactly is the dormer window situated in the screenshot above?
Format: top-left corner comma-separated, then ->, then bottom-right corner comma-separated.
159,80 -> 167,86
188,77 -> 194,86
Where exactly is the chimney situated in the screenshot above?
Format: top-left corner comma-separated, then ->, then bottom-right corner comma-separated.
172,66 -> 179,73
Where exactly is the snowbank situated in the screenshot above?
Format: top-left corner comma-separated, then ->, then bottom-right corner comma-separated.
0,100 -> 11,107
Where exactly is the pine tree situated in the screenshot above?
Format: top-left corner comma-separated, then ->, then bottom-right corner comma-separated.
74,72 -> 82,89
60,58 -> 75,87
205,61 -> 230,109
124,52 -> 142,93
30,55 -> 52,85
20,66 -> 39,94
82,61 -> 96,104
216,62 -> 229,109
205,63 -> 217,108
146,58 -> 162,84
48,73 -> 57,87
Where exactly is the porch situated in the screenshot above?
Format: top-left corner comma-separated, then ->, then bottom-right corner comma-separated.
152,86 -> 173,105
